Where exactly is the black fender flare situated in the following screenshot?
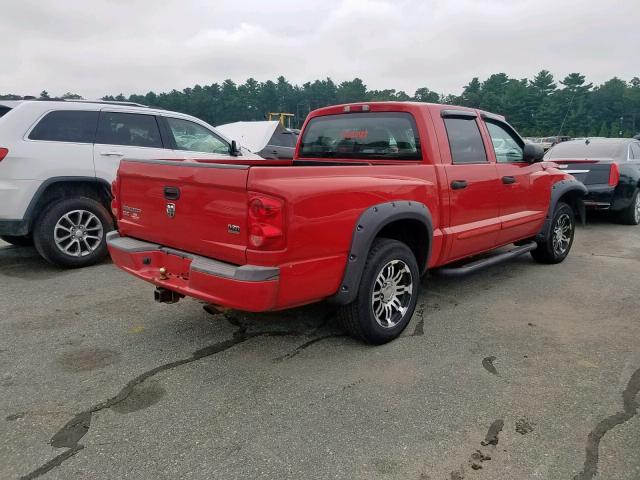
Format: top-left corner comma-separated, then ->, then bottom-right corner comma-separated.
21,176 -> 112,235
330,200 -> 433,305
536,178 -> 587,242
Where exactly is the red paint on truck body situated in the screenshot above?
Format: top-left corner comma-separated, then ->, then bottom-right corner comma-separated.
108,102 -> 572,312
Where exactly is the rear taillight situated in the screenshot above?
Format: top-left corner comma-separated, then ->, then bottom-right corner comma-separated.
608,163 -> 620,187
248,193 -> 285,250
110,179 -> 119,217
0,148 -> 8,162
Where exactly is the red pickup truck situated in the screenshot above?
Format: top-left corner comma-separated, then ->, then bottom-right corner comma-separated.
107,102 -> 586,344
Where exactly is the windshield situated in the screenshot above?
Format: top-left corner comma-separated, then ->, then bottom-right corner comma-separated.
545,140 -> 624,160
299,112 -> 421,160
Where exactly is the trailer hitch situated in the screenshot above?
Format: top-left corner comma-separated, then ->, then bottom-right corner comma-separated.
154,287 -> 184,304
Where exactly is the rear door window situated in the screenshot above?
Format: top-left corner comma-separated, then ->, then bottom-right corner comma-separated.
166,117 -> 229,154
96,112 -> 163,148
28,110 -> 99,143
0,106 -> 11,118
299,112 -> 421,160
443,117 -> 488,164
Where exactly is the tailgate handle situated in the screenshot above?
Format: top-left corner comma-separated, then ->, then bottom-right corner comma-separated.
163,186 -> 180,200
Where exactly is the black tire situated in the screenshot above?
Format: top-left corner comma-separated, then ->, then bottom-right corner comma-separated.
617,189 -> 640,225
530,202 -> 575,264
33,197 -> 114,268
0,235 -> 33,247
338,238 -> 420,345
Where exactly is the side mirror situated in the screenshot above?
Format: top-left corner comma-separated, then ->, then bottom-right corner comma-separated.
230,140 -> 241,157
523,143 -> 544,163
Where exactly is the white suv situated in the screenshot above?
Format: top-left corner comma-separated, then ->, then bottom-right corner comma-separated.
0,99 -> 260,267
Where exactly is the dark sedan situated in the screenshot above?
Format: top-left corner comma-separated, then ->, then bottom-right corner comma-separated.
544,138 -> 640,225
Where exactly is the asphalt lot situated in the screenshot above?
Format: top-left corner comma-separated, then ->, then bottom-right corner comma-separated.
1,218 -> 639,480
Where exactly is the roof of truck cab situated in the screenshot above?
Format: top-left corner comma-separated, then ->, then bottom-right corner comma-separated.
307,101 -> 504,121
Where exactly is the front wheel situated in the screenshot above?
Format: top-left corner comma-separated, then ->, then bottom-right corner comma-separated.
33,197 -> 114,268
531,202 -> 575,264
338,238 -> 420,344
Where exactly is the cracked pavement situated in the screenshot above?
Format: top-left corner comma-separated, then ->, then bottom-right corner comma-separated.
1,217 -> 639,479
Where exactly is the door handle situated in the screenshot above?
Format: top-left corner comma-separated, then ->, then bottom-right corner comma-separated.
502,176 -> 517,184
450,180 -> 468,190
100,151 -> 124,157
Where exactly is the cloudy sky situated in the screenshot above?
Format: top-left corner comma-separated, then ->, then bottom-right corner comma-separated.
1,0 -> 637,99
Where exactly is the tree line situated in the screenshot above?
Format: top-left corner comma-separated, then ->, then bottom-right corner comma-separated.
3,71 -> 640,137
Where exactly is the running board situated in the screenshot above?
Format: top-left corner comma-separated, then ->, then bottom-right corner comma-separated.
437,242 -> 537,277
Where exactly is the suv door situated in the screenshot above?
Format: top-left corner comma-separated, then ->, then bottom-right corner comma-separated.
93,110 -> 168,183
481,117 -> 547,244
440,112 -> 502,261
162,116 -> 236,161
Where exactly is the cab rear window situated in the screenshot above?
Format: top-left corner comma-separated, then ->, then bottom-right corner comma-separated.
299,112 -> 421,160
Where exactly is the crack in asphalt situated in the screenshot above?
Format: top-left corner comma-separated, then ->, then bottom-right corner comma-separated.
573,367 -> 640,480
19,445 -> 84,480
273,333 -> 345,362
20,318 -> 312,480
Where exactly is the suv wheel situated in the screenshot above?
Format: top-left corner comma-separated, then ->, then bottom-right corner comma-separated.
33,197 -> 114,268
0,235 -> 33,247
531,202 -> 575,264
618,189 -> 640,225
338,238 -> 420,344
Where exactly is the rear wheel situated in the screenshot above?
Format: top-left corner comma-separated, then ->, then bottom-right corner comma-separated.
0,235 -> 33,247
338,238 -> 420,344
618,189 -> 640,225
33,197 -> 114,268
531,202 -> 575,264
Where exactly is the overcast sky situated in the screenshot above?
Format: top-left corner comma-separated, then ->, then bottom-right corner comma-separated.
1,0 -> 637,99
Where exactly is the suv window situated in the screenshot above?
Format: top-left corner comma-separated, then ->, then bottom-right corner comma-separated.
96,112 -> 163,148
629,143 -> 640,160
485,120 -> 524,163
443,117 -> 487,164
299,112 -> 421,160
29,111 -> 99,143
270,131 -> 297,148
166,117 -> 229,154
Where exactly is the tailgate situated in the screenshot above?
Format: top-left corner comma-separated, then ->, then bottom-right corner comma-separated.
115,160 -> 250,265
550,159 -> 613,185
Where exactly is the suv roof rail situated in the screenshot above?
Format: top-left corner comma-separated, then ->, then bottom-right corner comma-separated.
15,98 -> 149,108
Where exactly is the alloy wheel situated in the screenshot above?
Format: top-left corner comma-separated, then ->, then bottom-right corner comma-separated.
54,210 -> 104,257
371,260 -> 413,328
552,213 -> 572,256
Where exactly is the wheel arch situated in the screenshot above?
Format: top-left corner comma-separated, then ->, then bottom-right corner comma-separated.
330,200 -> 433,305
536,179 -> 587,242
23,177 -> 112,233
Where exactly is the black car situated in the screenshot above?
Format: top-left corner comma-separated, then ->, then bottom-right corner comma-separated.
544,138 -> 640,225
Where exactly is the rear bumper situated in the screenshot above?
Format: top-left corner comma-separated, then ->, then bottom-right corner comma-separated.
583,184 -> 615,209
107,232 -> 280,311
